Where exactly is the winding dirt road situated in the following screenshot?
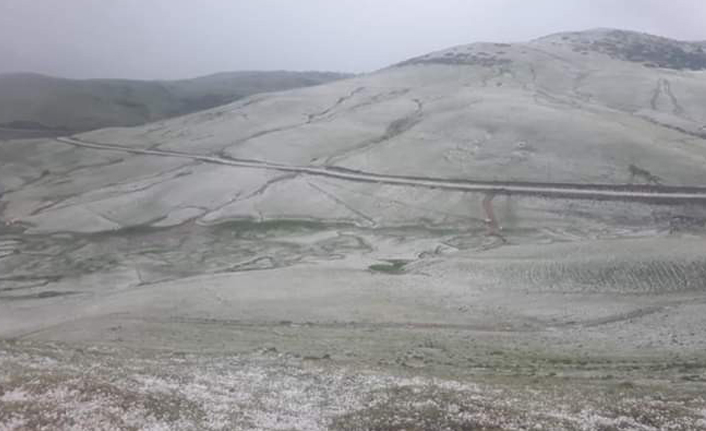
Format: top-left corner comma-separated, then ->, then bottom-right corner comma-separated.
57,136 -> 706,204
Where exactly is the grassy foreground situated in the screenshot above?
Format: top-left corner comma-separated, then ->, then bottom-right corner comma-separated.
1,341 -> 705,431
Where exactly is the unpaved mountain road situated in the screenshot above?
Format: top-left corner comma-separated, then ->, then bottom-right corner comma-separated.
56,137 -> 706,204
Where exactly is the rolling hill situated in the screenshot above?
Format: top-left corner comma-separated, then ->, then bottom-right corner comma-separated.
2,30 -> 706,430
3,28 -> 706,233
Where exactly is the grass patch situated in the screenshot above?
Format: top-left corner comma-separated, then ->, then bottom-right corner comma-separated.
368,259 -> 409,274
212,218 -> 354,239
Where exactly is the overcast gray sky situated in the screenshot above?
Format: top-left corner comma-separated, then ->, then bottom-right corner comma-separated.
1,0 -> 705,80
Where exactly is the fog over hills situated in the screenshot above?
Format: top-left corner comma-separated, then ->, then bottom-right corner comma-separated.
0,70 -> 351,136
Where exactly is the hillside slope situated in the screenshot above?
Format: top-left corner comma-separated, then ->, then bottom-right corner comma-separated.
2,29 -> 706,233
3,30 -> 706,430
0,70 -> 351,134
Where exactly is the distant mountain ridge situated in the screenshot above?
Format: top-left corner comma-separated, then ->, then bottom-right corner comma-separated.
0,70 -> 352,135
397,28 -> 706,71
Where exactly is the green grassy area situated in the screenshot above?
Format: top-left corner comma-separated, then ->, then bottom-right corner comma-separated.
368,259 -> 409,274
213,219 -> 353,238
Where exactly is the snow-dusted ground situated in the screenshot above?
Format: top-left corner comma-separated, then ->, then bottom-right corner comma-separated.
3,31 -> 706,233
1,341 -> 705,431
1,220 -> 705,431
2,29 -> 706,430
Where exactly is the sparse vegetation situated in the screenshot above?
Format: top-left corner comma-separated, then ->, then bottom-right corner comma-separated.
566,30 -> 706,70
2,342 -> 705,431
396,52 -> 512,67
214,219 -> 352,238
368,259 -> 408,274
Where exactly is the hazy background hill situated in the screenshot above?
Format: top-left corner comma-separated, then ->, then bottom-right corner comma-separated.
0,70 -> 351,138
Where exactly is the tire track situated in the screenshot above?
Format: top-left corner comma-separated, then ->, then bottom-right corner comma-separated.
324,98 -> 424,164
306,87 -> 365,123
651,78 -> 686,116
662,79 -> 685,116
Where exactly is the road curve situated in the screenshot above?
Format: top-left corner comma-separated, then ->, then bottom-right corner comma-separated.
56,137 -> 706,204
